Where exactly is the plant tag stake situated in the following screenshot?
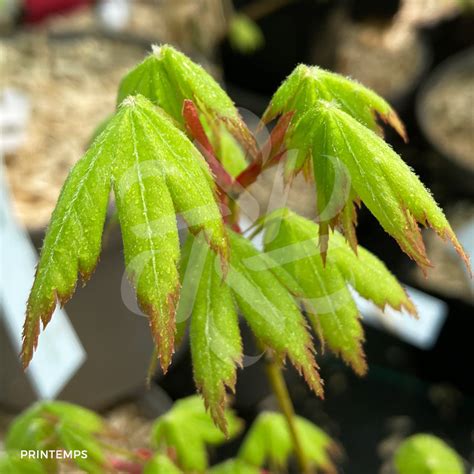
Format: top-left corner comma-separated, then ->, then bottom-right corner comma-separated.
0,176 -> 85,399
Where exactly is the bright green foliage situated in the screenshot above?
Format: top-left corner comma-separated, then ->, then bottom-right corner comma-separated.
5,401 -> 107,473
262,64 -> 406,140
209,459 -> 261,474
285,100 -> 469,271
0,454 -> 47,474
22,95 -> 227,372
394,434 -> 463,474
260,209 -> 415,374
228,14 -> 265,54
143,454 -> 183,474
151,396 -> 242,472
239,412 -> 337,472
117,44 -> 254,151
181,234 -> 242,435
227,230 -> 324,397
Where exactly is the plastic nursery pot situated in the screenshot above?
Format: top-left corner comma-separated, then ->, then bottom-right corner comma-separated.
416,47 -> 474,198
333,16 -> 433,113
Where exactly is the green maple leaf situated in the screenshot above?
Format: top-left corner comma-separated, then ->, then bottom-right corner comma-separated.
151,396 -> 242,473
394,434 -> 464,474
284,100 -> 469,271
209,459 -> 261,474
260,209 -> 416,375
143,454 -> 183,474
180,234 -> 242,435
238,412 -> 338,472
262,64 -> 406,141
0,454 -> 47,474
117,44 -> 255,153
227,230 -> 324,397
6,401 -> 108,473
21,95 -> 227,372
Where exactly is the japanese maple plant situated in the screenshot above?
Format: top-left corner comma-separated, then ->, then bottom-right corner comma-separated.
21,45 -> 469,473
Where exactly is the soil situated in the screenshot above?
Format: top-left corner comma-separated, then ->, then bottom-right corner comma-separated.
419,51 -> 474,172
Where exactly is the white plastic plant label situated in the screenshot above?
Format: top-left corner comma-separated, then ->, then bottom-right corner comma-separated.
353,286 -> 448,350
0,176 -> 86,399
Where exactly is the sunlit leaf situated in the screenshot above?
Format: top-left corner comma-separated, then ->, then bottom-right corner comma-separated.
151,396 -> 242,472
22,94 -> 227,373
394,434 -> 464,474
227,230 -> 323,397
260,209 -> 415,374
238,412 -> 338,472
182,234 -> 242,435
263,64 -> 406,140
285,101 -> 469,272
117,44 -> 255,154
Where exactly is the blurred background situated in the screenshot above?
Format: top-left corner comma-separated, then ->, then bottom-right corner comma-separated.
0,0 -> 473,472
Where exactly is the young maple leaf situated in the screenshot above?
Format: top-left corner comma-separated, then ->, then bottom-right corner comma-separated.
238,412 -> 339,473
21,95 -> 227,373
152,396 -> 242,473
6,401 -> 109,473
179,234 -> 242,436
260,209 -> 415,375
143,454 -> 182,474
226,230 -> 324,398
262,64 -> 407,142
395,434 -> 464,474
209,459 -> 261,474
284,100 -> 469,272
117,44 -> 256,156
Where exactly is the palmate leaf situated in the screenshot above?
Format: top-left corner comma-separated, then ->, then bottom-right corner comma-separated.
151,396 -> 242,473
180,234 -> 242,435
238,412 -> 338,473
261,209 -> 415,375
22,95 -> 227,372
262,64 -> 406,141
394,434 -> 464,474
227,231 -> 323,397
117,44 -> 255,154
285,100 -> 469,272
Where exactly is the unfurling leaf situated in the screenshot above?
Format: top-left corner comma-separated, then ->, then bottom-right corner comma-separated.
181,234 -> 242,435
143,454 -> 183,474
285,101 -> 469,272
262,64 -> 406,141
152,396 -> 242,472
22,95 -> 227,373
394,434 -> 464,474
260,209 -> 415,375
117,44 -> 255,155
227,230 -> 324,397
238,412 -> 338,472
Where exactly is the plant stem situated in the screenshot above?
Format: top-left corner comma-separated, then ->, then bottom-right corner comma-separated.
258,341 -> 311,474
